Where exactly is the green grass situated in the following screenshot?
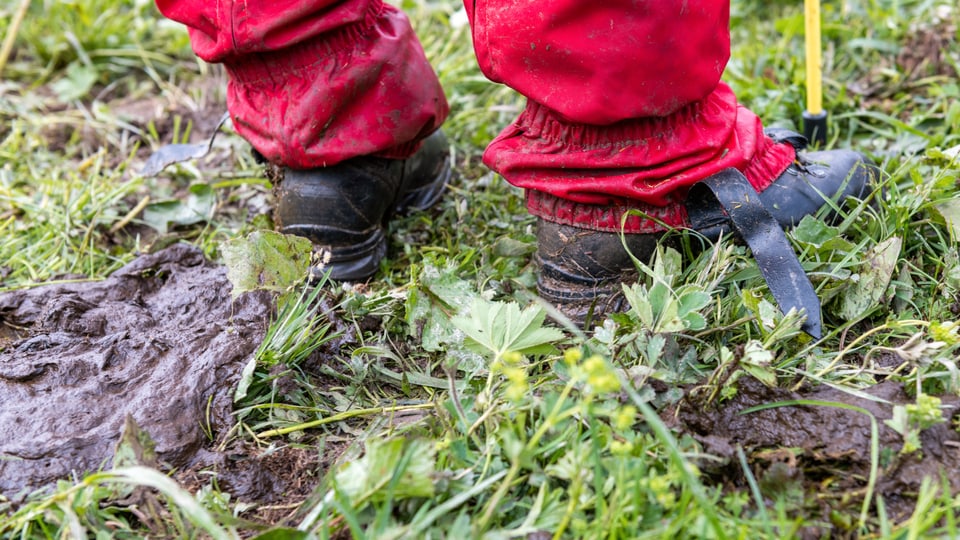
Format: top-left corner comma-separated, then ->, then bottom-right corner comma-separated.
2,0 -> 960,538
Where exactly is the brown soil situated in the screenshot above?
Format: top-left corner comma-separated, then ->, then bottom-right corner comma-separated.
668,377 -> 960,525
175,440 -> 341,526
109,73 -> 229,148
0,244 -> 274,500
33,71 -> 230,159
850,14 -> 958,112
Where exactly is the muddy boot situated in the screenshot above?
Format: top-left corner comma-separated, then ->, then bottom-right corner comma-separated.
536,221 -> 663,326
537,131 -> 881,327
275,130 -> 451,281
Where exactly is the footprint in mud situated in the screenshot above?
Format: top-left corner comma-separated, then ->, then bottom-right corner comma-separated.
0,244 -> 273,499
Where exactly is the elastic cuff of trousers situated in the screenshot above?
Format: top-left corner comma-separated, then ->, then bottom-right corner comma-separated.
526,190 -> 690,234
526,140 -> 797,234
224,0 -> 385,84
517,99 -> 714,148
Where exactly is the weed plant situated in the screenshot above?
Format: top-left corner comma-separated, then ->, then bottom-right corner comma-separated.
2,0 -> 960,538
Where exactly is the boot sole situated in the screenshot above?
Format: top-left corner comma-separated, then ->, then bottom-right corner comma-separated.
537,272 -> 627,327
316,228 -> 388,282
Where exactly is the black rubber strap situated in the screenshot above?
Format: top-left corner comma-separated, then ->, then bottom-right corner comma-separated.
763,127 -> 809,151
687,168 -> 822,338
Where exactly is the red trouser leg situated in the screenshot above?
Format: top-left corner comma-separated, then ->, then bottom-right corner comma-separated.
466,0 -> 796,233
155,0 -> 448,169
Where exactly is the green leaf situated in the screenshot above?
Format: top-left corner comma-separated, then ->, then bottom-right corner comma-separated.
492,236 -> 535,257
142,183 -> 216,234
233,357 -> 258,402
791,216 -> 856,254
758,299 -> 779,330
792,215 -> 839,247
51,62 -> 98,101
677,290 -> 711,330
406,264 -> 475,342
336,438 -> 436,503
774,13 -> 804,35
622,283 -> 654,328
452,298 -> 563,359
837,237 -> 902,321
544,444 -> 590,482
740,341 -> 776,387
624,281 -> 711,333
113,416 -> 158,471
884,405 -> 909,436
655,297 -> 684,333
647,282 -> 671,324
644,333 -> 667,365
906,394 -> 946,430
405,263 -> 485,373
742,289 -> 763,315
221,231 -> 313,297
932,199 -> 960,242
884,405 -> 921,454
651,246 -> 682,285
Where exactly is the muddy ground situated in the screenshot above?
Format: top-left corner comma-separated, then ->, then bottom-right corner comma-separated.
669,377 -> 960,526
2,244 -> 959,529
0,245 -> 281,499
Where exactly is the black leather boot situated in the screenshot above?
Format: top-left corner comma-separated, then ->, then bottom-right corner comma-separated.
537,130 -> 881,328
274,130 -> 451,281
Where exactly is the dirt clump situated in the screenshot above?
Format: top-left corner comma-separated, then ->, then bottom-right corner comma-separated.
0,244 -> 273,500
669,377 -> 960,521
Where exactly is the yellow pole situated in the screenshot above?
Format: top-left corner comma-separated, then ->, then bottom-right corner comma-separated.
803,0 -> 828,144
804,0 -> 823,115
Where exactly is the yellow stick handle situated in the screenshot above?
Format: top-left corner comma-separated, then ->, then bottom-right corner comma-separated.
804,0 -> 823,115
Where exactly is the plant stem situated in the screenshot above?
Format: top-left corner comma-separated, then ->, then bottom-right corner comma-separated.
257,403 -> 434,438
476,378 -> 578,531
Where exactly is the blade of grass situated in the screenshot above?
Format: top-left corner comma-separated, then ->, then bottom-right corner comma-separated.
105,467 -> 237,540
257,403 -> 435,439
736,445 -> 773,537
0,0 -> 31,77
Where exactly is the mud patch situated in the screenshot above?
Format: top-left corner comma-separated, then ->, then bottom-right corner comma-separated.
0,244 -> 272,499
669,377 -> 960,520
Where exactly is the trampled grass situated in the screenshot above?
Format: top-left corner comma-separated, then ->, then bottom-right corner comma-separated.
2,0 -> 960,538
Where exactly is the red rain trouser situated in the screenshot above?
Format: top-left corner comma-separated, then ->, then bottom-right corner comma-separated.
155,0 -> 796,233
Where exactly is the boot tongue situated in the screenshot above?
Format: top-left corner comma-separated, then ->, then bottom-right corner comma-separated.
687,168 -> 822,339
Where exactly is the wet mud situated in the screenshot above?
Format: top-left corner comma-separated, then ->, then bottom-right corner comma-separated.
0,244 -> 273,499
669,377 -> 960,521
